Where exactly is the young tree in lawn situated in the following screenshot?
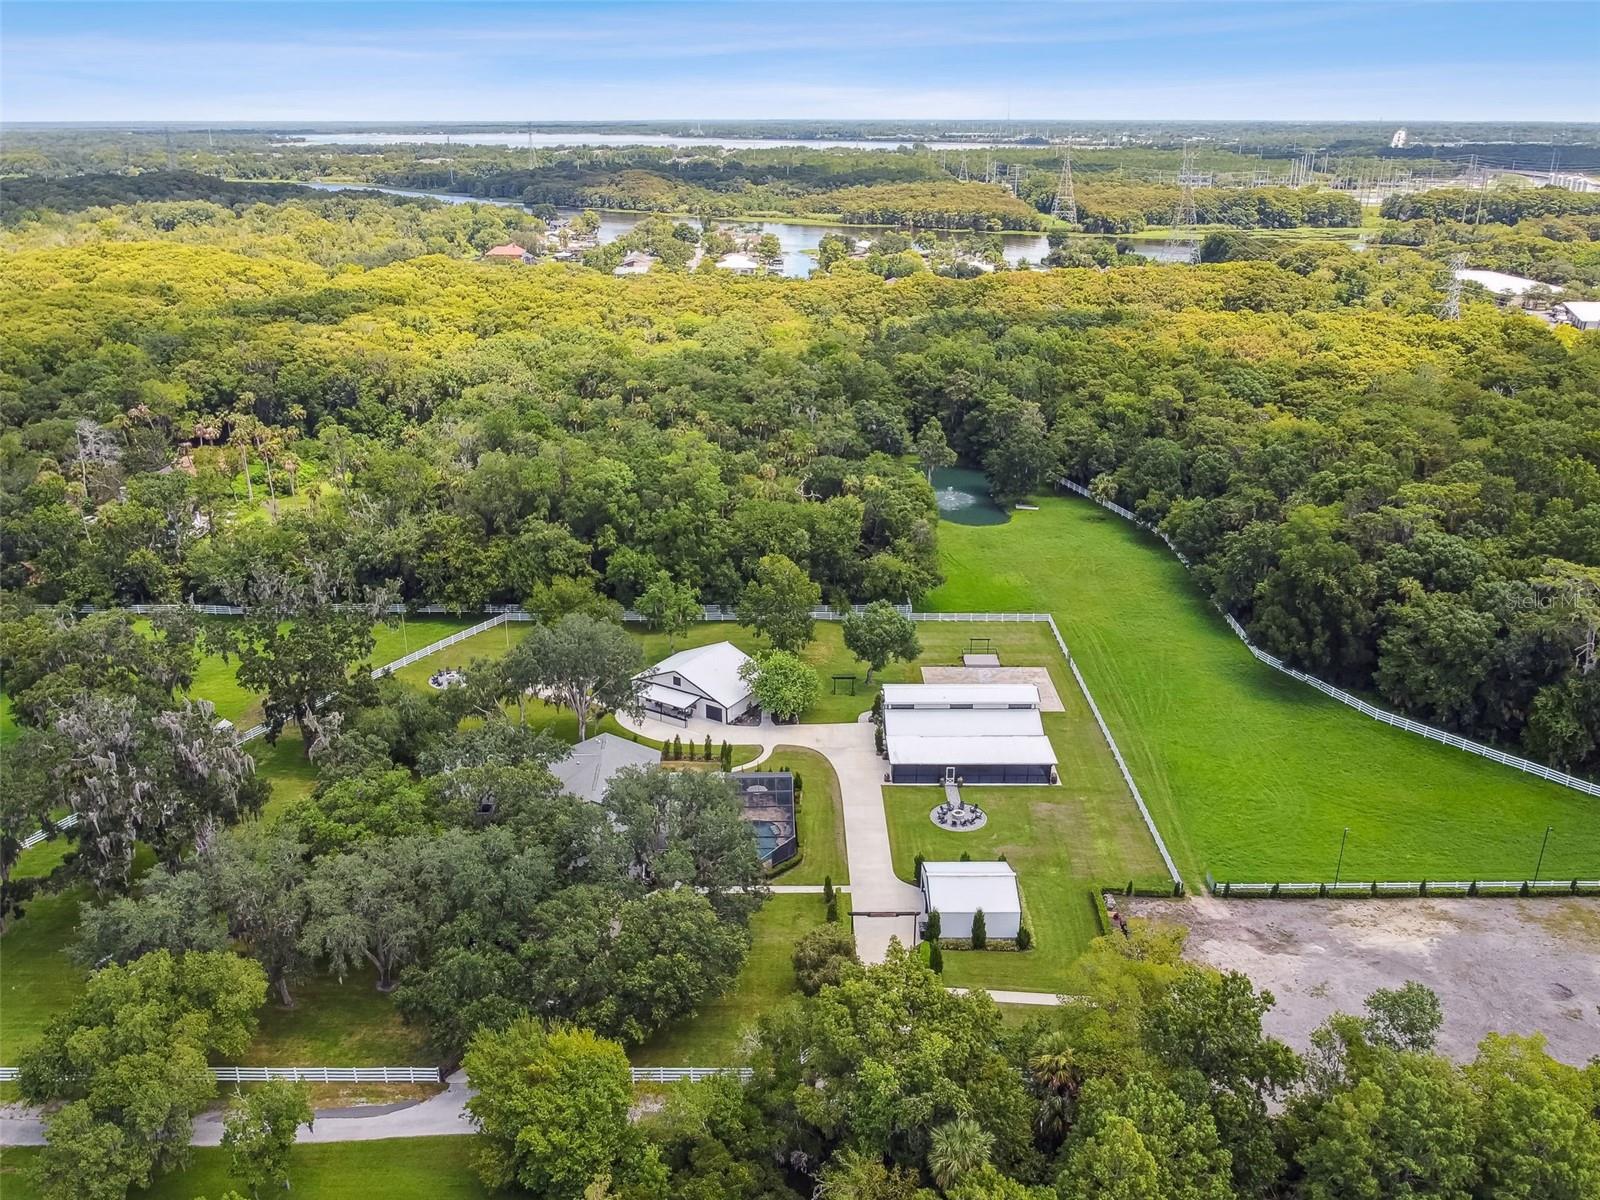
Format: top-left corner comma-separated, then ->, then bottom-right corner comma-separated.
737,553 -> 820,651
506,613 -> 643,740
463,1018 -> 664,1200
636,571 -> 701,653
739,651 -> 821,723
914,419 -> 957,483
222,1078 -> 313,1199
842,599 -> 921,683
971,907 -> 987,949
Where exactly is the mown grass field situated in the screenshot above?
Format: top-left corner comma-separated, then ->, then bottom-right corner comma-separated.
0,1138 -> 505,1200
631,892 -> 826,1065
927,496 -> 1600,884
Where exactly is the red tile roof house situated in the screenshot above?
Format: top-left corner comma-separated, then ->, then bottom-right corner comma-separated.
481,242 -> 532,263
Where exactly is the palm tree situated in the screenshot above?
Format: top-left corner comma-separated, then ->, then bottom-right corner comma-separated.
927,1116 -> 993,1193
1028,1030 -> 1083,1147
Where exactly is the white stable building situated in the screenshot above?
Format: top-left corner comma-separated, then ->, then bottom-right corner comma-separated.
921,861 -> 1022,940
881,683 -> 1057,784
636,641 -> 755,725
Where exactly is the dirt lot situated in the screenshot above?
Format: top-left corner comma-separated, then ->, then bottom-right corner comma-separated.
1123,895 -> 1600,1064
919,665 -> 1064,710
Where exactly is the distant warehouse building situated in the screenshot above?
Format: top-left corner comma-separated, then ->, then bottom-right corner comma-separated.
1453,268 -> 1563,309
881,683 -> 1057,785
1555,300 -> 1600,331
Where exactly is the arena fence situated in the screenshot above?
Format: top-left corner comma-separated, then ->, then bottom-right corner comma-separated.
1060,479 -> 1600,799
1207,874 -> 1600,899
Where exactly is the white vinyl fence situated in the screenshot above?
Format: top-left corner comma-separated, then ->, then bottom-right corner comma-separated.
1060,479 -> 1600,799
209,1066 -> 441,1084
630,1067 -> 753,1083
0,1065 -> 749,1084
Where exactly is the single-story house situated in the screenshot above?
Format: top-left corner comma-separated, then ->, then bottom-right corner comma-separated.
482,242 -> 532,264
881,683 -> 1057,784
636,641 -> 755,725
716,251 -> 763,275
613,250 -> 656,276
921,860 -> 1021,940
1555,300 -> 1600,331
550,732 -> 659,804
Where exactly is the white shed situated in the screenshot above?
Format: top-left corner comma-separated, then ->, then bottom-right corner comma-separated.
921,860 -> 1022,940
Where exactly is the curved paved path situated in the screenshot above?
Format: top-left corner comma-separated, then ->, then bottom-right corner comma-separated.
622,710 -> 925,962
1,1072 -> 476,1147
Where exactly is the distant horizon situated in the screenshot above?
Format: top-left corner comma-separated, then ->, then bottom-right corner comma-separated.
8,118 -> 1598,130
4,1 -> 1597,125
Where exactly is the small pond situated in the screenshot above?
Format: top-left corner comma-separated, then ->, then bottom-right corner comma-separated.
932,466 -> 1009,526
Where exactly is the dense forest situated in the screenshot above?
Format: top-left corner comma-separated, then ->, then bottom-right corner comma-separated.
2,177 -> 1598,771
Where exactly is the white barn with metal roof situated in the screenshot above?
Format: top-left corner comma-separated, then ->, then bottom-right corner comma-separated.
921,861 -> 1021,940
881,683 -> 1058,784
636,641 -> 755,725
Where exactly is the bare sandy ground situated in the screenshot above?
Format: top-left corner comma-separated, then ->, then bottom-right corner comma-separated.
919,665 -> 1064,711
1124,896 -> 1600,1064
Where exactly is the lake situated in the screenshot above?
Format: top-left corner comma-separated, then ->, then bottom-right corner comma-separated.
288,132 -> 1063,152
931,467 -> 1009,526
301,181 -> 1052,277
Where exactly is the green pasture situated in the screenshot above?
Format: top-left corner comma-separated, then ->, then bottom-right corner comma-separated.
927,495 -> 1600,883
0,1138 -> 503,1200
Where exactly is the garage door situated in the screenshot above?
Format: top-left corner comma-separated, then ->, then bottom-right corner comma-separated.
704,705 -> 723,722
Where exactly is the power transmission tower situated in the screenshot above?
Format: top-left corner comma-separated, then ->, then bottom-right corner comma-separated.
1440,253 -> 1467,320
1174,142 -> 1199,235
1050,142 -> 1077,223
957,152 -> 969,183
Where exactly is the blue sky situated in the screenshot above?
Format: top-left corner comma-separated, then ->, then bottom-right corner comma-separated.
3,1 -> 1597,123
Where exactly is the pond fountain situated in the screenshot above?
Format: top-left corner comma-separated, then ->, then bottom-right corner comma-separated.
931,466 -> 1009,526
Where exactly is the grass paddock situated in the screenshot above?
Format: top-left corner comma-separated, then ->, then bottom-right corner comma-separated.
928,496 -> 1600,883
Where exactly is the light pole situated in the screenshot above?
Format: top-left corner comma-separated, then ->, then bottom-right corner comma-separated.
1533,825 -> 1553,885
1333,827 -> 1350,889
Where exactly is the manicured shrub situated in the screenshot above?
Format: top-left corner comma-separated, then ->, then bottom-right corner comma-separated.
1015,923 -> 1032,951
704,735 -> 712,760
971,908 -> 987,949
928,942 -> 944,974
924,908 -> 941,942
